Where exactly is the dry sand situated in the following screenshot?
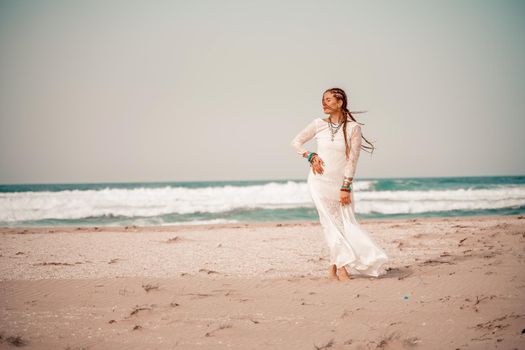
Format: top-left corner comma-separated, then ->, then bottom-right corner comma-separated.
0,215 -> 524,349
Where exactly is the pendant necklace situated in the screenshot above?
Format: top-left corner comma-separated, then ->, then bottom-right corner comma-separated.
328,118 -> 343,141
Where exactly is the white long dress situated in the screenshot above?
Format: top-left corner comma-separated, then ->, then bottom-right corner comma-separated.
291,117 -> 389,277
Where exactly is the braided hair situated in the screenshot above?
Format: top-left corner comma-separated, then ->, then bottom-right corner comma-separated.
323,87 -> 375,159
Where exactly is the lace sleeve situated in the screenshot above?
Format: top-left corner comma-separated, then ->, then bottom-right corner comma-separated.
290,119 -> 317,156
343,124 -> 362,178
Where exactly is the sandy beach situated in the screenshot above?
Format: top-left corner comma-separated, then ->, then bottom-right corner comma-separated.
0,215 -> 524,349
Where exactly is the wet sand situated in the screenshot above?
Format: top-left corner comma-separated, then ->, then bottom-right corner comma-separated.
1,215 -> 524,349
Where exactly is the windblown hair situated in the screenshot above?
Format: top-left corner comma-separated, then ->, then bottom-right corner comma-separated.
324,87 -> 375,159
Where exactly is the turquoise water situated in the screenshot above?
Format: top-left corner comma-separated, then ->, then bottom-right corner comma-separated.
0,175 -> 524,227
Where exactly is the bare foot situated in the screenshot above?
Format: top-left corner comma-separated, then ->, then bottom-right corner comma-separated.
337,267 -> 352,281
329,264 -> 338,280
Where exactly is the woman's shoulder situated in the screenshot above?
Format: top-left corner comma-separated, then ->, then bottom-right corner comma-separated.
311,117 -> 324,127
301,118 -> 321,131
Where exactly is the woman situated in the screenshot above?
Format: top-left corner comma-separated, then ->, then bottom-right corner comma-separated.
290,87 -> 389,281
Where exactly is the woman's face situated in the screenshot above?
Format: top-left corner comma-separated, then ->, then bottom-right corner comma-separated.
322,92 -> 342,114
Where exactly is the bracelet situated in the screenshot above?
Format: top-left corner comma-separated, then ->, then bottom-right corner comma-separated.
307,152 -> 318,163
341,184 -> 352,191
342,176 -> 353,188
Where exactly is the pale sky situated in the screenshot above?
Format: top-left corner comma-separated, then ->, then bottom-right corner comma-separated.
0,0 -> 524,184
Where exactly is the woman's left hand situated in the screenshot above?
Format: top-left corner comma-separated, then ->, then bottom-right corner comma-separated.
340,191 -> 351,206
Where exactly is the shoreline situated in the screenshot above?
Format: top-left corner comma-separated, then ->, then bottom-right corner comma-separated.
1,213 -> 523,234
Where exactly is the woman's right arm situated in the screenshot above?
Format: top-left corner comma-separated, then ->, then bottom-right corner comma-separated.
290,119 -> 317,157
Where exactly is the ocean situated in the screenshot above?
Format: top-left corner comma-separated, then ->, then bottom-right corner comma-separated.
0,176 -> 524,228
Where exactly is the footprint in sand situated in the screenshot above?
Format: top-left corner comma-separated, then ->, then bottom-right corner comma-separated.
142,283 -> 160,292
126,304 -> 155,319
385,266 -> 413,280
204,323 -> 233,337
460,295 -> 498,312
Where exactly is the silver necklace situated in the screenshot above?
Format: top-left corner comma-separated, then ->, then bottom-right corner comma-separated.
328,118 -> 343,141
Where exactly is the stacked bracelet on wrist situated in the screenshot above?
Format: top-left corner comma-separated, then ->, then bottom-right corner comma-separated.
341,176 -> 353,192
306,152 -> 318,163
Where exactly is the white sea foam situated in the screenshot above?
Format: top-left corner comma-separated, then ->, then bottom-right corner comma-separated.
0,181 -> 312,222
0,181 -> 523,222
356,187 -> 525,214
